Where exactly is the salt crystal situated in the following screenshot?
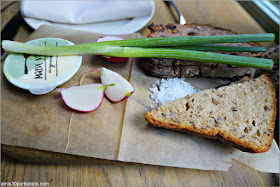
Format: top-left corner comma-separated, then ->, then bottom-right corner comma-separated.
149,78 -> 199,107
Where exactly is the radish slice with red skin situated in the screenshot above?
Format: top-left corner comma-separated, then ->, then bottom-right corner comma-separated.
101,67 -> 134,102
103,56 -> 128,63
97,36 -> 129,63
61,84 -> 106,112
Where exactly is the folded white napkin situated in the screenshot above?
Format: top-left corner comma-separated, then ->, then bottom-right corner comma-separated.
21,0 -> 155,35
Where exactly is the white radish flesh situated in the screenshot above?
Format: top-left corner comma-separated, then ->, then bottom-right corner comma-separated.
101,67 -> 134,102
61,84 -> 105,112
97,36 -> 124,42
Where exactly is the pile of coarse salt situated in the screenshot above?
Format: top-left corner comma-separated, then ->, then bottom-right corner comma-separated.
149,78 -> 199,108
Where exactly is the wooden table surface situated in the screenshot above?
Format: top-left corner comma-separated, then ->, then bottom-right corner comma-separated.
1,1 -> 279,186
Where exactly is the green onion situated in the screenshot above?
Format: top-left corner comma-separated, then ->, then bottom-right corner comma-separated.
2,40 -> 273,70
3,33 -> 274,51
2,40 -> 114,55
1,39 -> 269,55
96,34 -> 275,47
106,47 -> 273,70
168,44 -> 267,52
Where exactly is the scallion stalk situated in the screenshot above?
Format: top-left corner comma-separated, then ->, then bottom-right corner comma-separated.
105,47 -> 273,70
169,44 -> 267,52
1,40 -> 269,55
96,33 -> 275,47
1,40 -> 273,70
2,40 -> 100,56
2,33 -> 274,53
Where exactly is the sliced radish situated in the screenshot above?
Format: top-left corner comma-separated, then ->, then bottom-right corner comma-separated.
102,56 -> 129,63
101,67 -> 134,102
61,84 -> 107,112
97,36 -> 129,63
97,36 -> 124,42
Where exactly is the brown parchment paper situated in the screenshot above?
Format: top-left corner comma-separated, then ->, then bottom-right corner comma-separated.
118,58 -> 241,170
1,25 -> 138,160
2,25 -> 279,172
118,58 -> 280,172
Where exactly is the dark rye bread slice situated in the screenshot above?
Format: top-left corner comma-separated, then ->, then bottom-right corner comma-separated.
143,23 -> 263,78
145,75 -> 276,153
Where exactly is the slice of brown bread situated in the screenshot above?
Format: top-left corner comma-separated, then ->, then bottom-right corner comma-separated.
145,75 -> 276,153
147,23 -> 263,57
144,23 -> 263,78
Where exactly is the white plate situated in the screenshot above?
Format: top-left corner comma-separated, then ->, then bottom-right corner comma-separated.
22,1 -> 155,35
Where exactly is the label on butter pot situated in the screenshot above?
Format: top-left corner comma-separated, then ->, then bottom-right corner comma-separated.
3,38 -> 82,95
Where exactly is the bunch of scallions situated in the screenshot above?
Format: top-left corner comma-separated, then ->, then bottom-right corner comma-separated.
1,33 -> 275,70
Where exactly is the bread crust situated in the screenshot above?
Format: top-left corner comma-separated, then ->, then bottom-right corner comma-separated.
261,74 -> 277,151
145,75 -> 276,153
144,23 -> 264,78
147,23 -> 263,57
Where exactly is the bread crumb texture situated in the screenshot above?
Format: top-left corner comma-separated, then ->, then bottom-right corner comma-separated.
145,75 -> 276,153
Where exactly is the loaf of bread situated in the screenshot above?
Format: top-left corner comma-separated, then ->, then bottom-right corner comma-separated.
144,23 -> 263,78
145,75 -> 276,153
